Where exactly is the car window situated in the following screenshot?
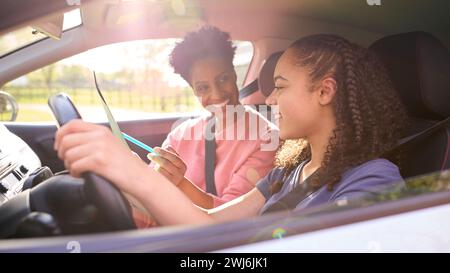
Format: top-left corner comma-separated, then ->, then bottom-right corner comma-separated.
1,39 -> 253,122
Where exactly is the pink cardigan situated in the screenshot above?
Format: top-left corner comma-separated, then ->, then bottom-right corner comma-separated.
161,106 -> 279,207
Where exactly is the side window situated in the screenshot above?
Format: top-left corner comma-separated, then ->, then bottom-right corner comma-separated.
234,41 -> 254,89
2,39 -> 253,122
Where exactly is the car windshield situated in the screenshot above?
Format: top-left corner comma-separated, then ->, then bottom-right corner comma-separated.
0,9 -> 82,58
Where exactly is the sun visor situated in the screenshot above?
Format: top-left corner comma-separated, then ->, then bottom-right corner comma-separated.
31,13 -> 63,40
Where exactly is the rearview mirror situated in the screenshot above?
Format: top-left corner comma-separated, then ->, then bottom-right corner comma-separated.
0,91 -> 19,121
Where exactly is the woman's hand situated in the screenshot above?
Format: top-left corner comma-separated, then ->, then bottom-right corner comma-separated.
54,120 -> 218,226
54,119 -> 147,194
148,147 -> 187,186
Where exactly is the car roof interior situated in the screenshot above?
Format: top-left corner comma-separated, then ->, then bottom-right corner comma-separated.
1,0 -> 450,88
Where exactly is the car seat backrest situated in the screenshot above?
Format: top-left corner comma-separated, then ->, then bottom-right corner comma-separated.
370,31 -> 450,177
239,50 -> 284,113
258,51 -> 284,97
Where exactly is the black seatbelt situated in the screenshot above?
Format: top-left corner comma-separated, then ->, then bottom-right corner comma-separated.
239,79 -> 259,100
261,167 -> 324,215
387,116 -> 450,154
205,116 -> 217,195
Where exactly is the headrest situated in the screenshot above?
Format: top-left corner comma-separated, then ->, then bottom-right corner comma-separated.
370,31 -> 450,120
258,51 -> 284,97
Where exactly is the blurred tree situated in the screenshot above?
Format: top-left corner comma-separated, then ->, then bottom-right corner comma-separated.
59,64 -> 89,89
27,63 -> 59,91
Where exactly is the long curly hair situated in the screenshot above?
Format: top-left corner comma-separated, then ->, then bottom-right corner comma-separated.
270,34 -> 409,195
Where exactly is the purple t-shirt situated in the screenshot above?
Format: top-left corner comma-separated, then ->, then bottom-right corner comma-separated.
256,158 -> 404,214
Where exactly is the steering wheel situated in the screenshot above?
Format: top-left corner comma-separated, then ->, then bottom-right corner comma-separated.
47,93 -> 136,231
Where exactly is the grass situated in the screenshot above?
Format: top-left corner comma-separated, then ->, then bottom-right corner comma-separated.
16,107 -> 54,122
4,86 -> 201,121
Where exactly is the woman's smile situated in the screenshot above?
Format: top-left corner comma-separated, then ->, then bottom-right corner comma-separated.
210,98 -> 230,108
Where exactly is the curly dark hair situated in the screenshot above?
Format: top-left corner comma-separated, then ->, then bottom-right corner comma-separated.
270,34 -> 409,195
169,25 -> 236,83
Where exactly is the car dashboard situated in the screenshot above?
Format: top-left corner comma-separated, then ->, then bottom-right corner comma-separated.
0,122 -> 136,238
0,123 -> 41,206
